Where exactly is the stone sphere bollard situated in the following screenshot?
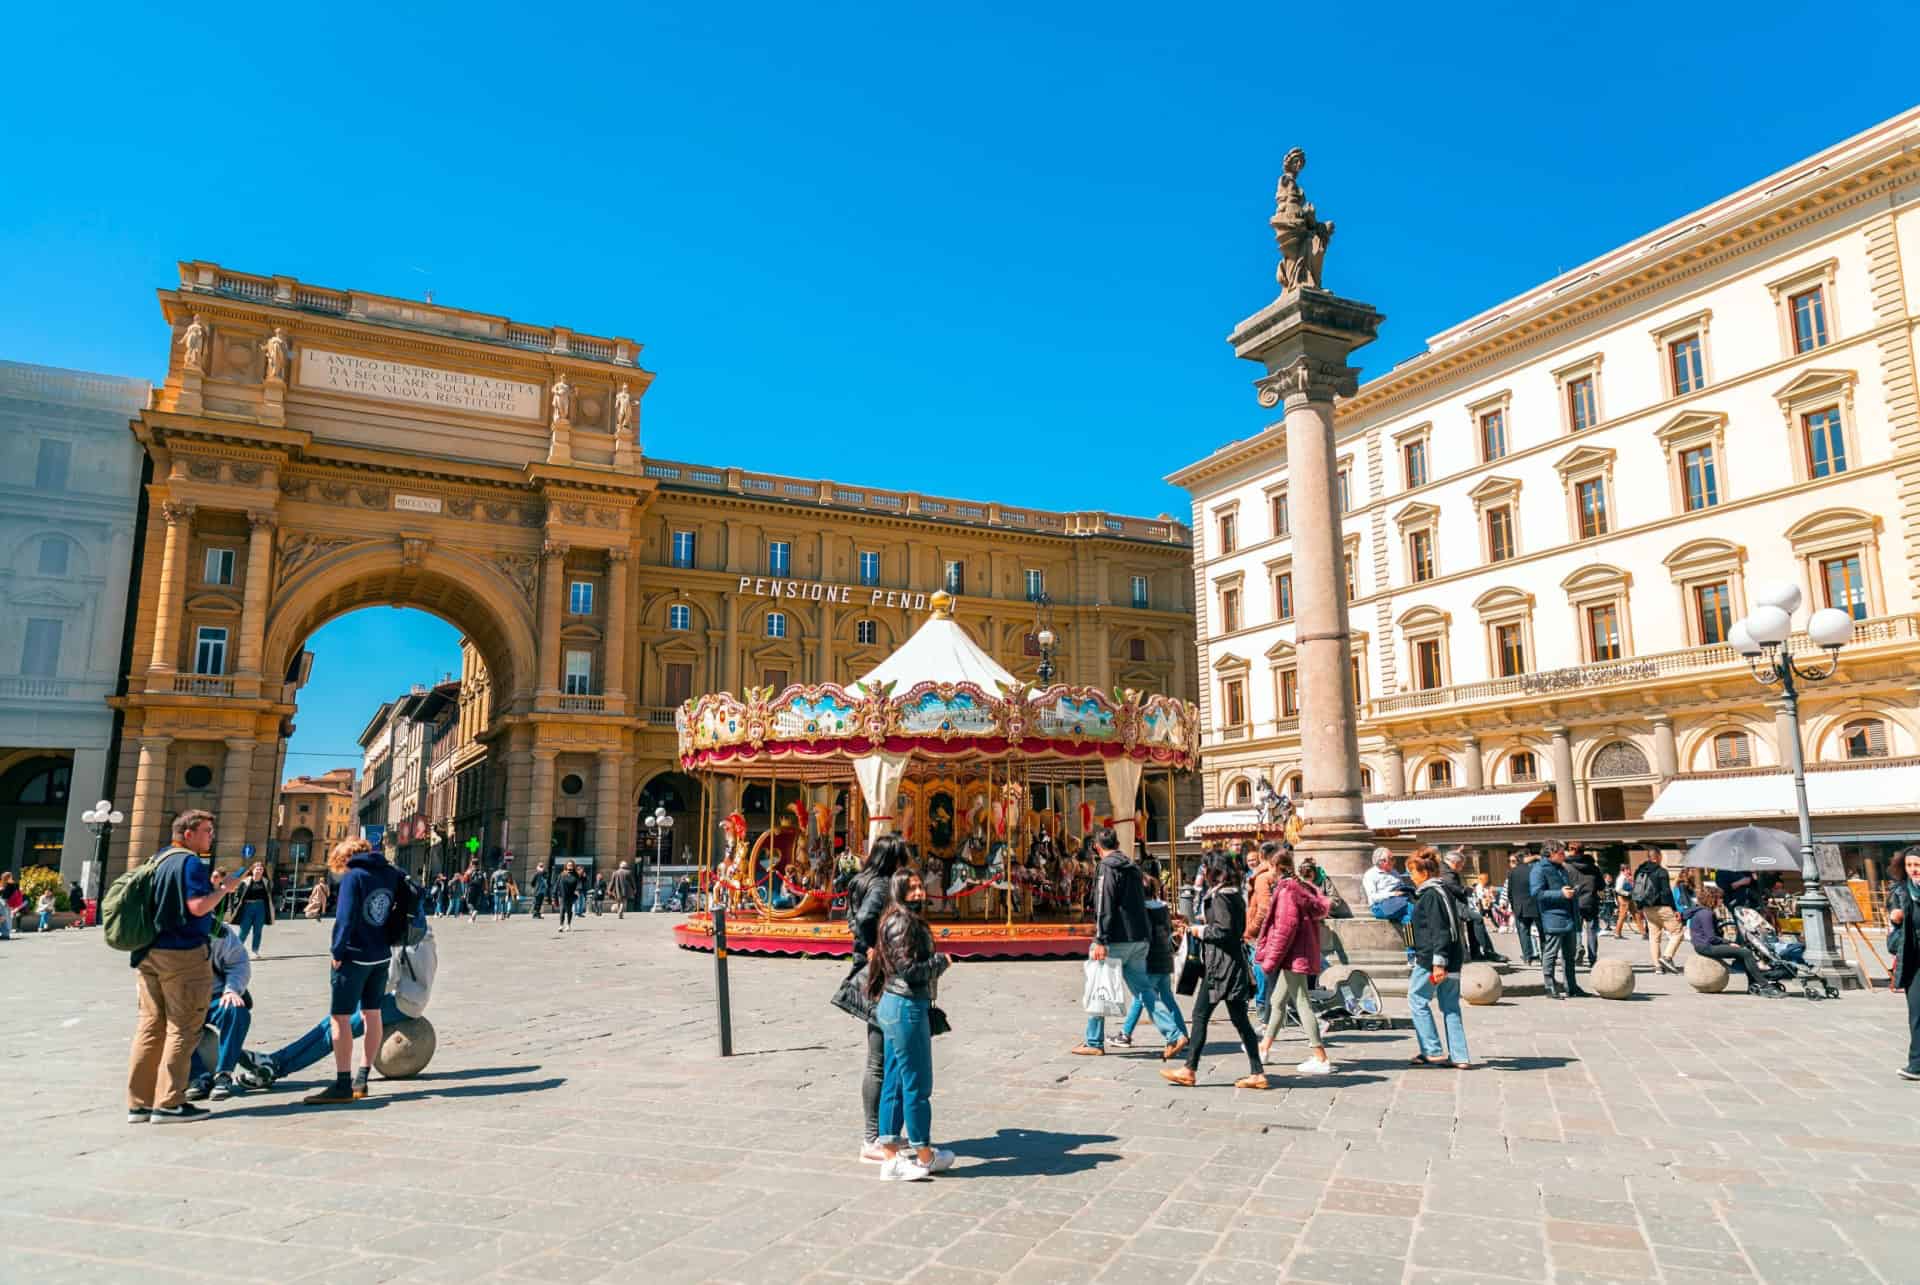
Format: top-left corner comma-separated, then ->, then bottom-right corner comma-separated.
1460,962 -> 1503,1006
1590,958 -> 1636,999
374,1016 -> 437,1079
1685,955 -> 1730,993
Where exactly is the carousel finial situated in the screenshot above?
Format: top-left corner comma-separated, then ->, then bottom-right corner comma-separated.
929,589 -> 955,618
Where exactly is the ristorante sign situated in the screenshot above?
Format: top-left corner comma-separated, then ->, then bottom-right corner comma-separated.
737,576 -> 931,610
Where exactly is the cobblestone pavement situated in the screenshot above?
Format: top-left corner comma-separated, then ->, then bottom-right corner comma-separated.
4,915 -> 1917,1284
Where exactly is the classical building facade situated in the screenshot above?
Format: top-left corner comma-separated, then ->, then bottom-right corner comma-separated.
113,262 -> 1197,880
0,361 -> 148,883
1174,110 -> 1920,869
273,768 -> 355,873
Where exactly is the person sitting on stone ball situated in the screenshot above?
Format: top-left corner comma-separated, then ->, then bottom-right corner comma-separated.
232,893 -> 436,1091
1684,884 -> 1776,996
1362,848 -> 1416,927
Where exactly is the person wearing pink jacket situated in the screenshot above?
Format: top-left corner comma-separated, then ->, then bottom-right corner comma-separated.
1254,850 -> 1334,1076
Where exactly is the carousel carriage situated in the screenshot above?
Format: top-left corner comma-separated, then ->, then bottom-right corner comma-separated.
672,591 -> 1199,958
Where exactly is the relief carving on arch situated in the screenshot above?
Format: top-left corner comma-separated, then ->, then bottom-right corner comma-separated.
276,532 -> 359,584
493,553 -> 539,606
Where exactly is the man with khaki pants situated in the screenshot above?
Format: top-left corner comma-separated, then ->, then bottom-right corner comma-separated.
1631,855 -> 1685,976
128,810 -> 230,1123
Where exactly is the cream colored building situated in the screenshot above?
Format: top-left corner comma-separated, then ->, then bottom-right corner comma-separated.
1173,109 -> 1920,872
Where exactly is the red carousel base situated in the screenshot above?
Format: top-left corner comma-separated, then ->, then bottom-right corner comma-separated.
673,911 -> 1092,959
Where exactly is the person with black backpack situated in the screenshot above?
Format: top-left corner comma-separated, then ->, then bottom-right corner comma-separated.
124,809 -> 232,1123
1631,856 -> 1683,975
304,838 -> 404,1105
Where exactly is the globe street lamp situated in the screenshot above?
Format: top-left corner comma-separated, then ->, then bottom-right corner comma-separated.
80,799 -> 124,908
1031,592 -> 1058,685
1729,578 -> 1856,978
643,805 -> 674,912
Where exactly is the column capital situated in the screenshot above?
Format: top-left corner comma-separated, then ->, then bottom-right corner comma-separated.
224,737 -> 256,752
1545,723 -> 1571,739
139,734 -> 175,751
247,510 -> 277,531
1462,732 -> 1481,746
532,746 -> 559,762
607,546 -> 629,564
1649,712 -> 1673,727
542,540 -> 570,560
160,501 -> 196,525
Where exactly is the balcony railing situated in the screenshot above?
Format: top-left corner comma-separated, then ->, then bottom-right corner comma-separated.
0,675 -> 73,700
1371,612 -> 1919,717
171,674 -> 236,697
558,694 -> 606,713
645,706 -> 678,728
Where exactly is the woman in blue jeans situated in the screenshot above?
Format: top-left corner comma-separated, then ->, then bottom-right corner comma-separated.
233,862 -> 275,958
1406,849 -> 1471,1068
866,870 -> 955,1181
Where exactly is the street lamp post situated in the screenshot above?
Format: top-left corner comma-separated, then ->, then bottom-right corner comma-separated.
80,799 -> 124,910
1031,592 -> 1058,685
1729,579 -> 1856,979
644,805 -> 674,912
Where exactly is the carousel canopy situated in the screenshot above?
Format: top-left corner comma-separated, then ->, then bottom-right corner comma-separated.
850,605 -> 1018,698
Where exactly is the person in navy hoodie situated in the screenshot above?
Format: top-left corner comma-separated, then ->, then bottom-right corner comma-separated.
305,838 -> 401,1105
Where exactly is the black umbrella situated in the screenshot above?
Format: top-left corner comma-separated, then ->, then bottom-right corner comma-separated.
1683,825 -> 1802,873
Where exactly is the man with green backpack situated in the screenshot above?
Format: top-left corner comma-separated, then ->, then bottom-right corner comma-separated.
109,809 -> 231,1123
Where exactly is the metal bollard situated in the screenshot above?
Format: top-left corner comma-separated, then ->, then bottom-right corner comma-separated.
713,903 -> 733,1057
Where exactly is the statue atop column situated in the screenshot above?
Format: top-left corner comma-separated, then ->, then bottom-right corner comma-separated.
1271,147 -> 1335,291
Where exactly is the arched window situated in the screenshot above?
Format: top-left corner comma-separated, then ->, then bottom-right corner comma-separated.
1712,730 -> 1753,770
1281,773 -> 1303,797
1508,751 -> 1538,783
1228,779 -> 1251,805
1359,766 -> 1374,793
9,760 -> 70,805
1842,718 -> 1889,760
1591,741 -> 1650,778
1426,760 -> 1454,789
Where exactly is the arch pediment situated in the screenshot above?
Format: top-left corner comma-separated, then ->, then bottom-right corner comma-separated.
1472,586 -> 1533,614
1784,506 -> 1879,545
1560,562 -> 1631,594
1395,604 -> 1451,629
185,591 -> 242,615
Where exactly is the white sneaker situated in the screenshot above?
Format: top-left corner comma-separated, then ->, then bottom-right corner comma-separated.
1296,1056 -> 1332,1075
859,1140 -> 897,1164
248,949 -> 261,960
927,1147 -> 956,1173
881,1155 -> 932,1182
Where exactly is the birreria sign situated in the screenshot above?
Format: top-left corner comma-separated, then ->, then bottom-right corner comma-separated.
737,576 -> 931,611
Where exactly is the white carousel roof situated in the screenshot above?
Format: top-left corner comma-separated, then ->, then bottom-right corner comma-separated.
850,593 -> 1019,697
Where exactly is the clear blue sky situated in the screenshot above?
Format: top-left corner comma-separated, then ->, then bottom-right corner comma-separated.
3,1 -> 1914,772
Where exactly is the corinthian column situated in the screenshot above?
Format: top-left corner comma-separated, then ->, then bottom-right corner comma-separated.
148,502 -> 195,673
237,511 -> 276,681
604,548 -> 629,706
537,541 -> 567,702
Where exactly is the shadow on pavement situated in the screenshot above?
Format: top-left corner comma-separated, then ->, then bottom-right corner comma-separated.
210,1077 -> 569,1119
406,1063 -> 541,1082
940,1127 -> 1121,1178
1481,1055 -> 1578,1071
727,1044 -> 831,1058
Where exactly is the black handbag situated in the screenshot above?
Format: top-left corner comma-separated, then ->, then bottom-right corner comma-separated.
1175,948 -> 1204,996
930,1004 -> 951,1036
831,961 -> 876,1023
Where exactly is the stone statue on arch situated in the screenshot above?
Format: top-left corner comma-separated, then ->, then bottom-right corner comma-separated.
1271,147 -> 1334,291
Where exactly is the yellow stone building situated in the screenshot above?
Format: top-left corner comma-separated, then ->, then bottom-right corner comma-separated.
112,263 -> 1197,878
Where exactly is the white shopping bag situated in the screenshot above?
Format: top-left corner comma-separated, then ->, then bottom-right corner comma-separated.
1081,956 -> 1127,1017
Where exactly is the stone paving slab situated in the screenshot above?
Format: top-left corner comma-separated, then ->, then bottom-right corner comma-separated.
3,915 -> 1916,1283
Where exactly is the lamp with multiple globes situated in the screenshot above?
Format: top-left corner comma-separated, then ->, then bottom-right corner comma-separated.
80,799 -> 124,904
1727,577 -> 1856,981
643,804 -> 674,911
1031,593 -> 1058,685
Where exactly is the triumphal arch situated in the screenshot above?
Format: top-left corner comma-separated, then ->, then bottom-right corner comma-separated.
112,262 -> 655,872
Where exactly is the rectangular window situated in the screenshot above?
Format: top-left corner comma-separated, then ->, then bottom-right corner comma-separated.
663,662 -> 693,707
1337,466 -> 1353,513
670,530 -> 696,568
1576,479 -> 1608,539
944,560 -> 964,594
1344,553 -> 1356,602
1486,506 -> 1515,563
1130,574 -> 1149,609
1279,668 -> 1299,717
1402,439 -> 1428,489
1350,655 -> 1363,707
668,604 -> 690,631
1274,572 -> 1294,621
1495,623 -> 1526,677
1821,554 -> 1868,621
21,618 -> 61,677
1221,678 -> 1246,727
1024,633 -> 1042,657
765,611 -> 787,639
563,650 -> 593,696
1128,637 -> 1147,661
568,581 -> 594,615
1567,376 -> 1598,432
1803,407 -> 1848,478
1414,638 -> 1443,690
1025,569 -> 1045,601
1694,581 -> 1732,645
1680,445 -> 1719,511
1270,491 -> 1289,537
1217,512 -> 1236,555
1790,287 -> 1829,353
767,541 -> 791,577
1479,409 -> 1507,462
195,626 -> 228,675
1408,529 -> 1435,583
1511,750 -> 1538,782
36,440 -> 70,492
856,619 -> 877,645
1585,604 -> 1622,661
36,538 -> 67,577
764,668 -> 788,691
204,548 -> 235,586
1669,335 -> 1705,394
1218,587 -> 1241,633
858,550 -> 880,586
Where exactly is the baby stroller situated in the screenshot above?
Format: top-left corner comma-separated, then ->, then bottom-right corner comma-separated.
1733,907 -> 1841,1000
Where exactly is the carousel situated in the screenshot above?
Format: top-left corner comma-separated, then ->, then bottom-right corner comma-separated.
671,591 -> 1199,958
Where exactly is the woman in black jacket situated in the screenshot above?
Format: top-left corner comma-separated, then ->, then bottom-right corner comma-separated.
866,869 -> 953,1180
1407,850 -> 1472,1068
1886,846 -> 1920,1080
847,836 -> 909,1162
1161,852 -> 1267,1089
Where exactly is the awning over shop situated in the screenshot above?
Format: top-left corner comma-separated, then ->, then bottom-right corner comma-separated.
1642,763 -> 1920,823
1184,808 -> 1275,838
1362,789 -> 1548,832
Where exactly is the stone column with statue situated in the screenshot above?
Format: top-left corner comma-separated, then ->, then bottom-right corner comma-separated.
1228,149 -> 1407,990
